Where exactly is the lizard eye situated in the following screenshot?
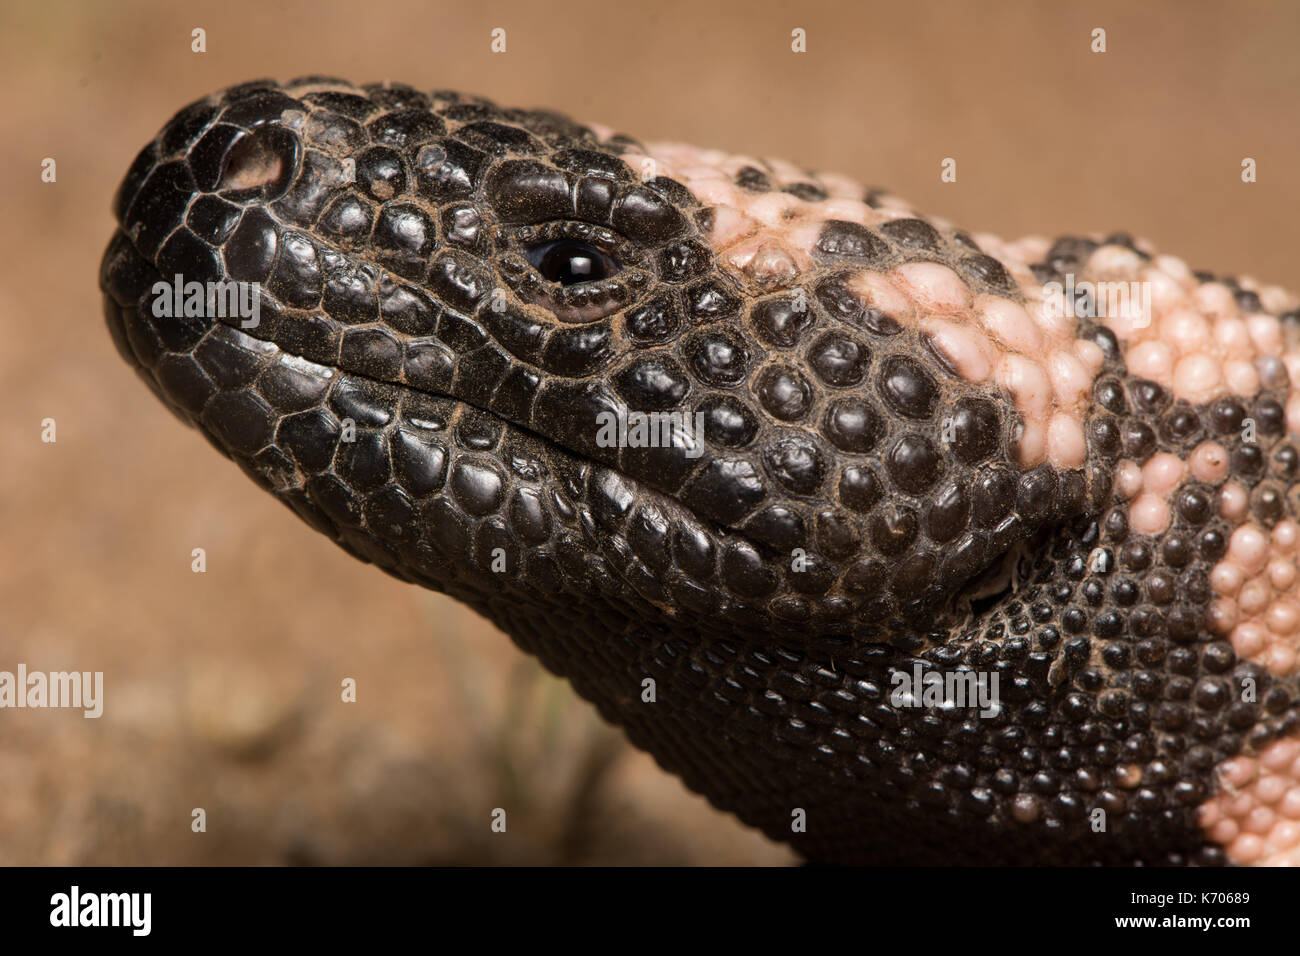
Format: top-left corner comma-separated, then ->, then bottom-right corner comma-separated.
501,222 -> 647,322
526,239 -> 619,285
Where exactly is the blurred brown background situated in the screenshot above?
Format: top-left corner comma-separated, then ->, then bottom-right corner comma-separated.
0,0 -> 1296,865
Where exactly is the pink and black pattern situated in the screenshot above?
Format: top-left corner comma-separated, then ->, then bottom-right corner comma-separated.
101,79 -> 1300,864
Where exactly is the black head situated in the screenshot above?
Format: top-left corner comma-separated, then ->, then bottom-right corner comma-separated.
101,78 -> 1062,652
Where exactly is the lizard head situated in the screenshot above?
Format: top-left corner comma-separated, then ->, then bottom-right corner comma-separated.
101,77 -> 1090,649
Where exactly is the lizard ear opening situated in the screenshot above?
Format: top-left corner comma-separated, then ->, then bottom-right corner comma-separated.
957,534 -> 1043,620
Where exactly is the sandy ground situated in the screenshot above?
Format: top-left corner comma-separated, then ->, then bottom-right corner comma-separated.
0,0 -> 1295,864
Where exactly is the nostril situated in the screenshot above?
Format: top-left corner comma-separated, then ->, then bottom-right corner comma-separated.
189,123 -> 300,199
218,125 -> 299,198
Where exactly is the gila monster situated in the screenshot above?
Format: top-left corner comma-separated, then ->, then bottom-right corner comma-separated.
100,78 -> 1300,865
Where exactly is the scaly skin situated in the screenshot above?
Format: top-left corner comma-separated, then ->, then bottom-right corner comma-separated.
101,78 -> 1300,865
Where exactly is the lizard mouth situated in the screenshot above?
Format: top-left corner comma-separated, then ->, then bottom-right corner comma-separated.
103,217 -> 865,646
102,163 -> 888,647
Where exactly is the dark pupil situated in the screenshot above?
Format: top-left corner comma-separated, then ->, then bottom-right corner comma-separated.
528,240 -> 616,285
